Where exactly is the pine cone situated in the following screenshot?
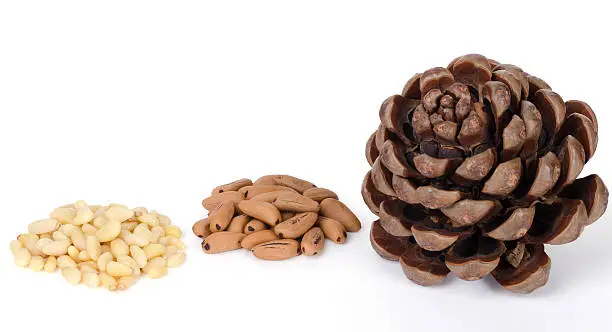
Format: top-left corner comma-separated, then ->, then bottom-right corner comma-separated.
363,54 -> 608,293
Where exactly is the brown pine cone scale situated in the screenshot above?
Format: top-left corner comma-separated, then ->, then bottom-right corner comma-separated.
364,54 -> 608,293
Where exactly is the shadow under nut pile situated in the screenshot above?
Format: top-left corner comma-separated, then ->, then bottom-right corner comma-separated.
194,175 -> 361,260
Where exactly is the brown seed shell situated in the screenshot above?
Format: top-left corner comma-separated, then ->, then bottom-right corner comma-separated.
251,239 -> 301,260
192,218 -> 212,238
239,185 -> 297,200
319,198 -> 361,232
274,212 -> 318,239
244,219 -> 267,234
211,178 -> 253,195
281,212 -> 296,222
238,200 -> 282,226
251,191 -> 319,213
253,175 -> 316,194
301,227 -> 325,256
209,202 -> 236,233
227,214 -> 251,233
303,188 -> 338,202
202,191 -> 244,211
317,216 -> 347,244
241,230 -> 279,250
201,232 -> 246,254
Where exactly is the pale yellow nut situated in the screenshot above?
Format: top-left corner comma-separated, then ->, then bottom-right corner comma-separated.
150,226 -> 165,243
89,205 -> 103,213
97,252 -> 114,272
52,231 -> 69,241
57,255 -> 78,268
110,239 -> 129,258
85,236 -> 101,261
143,244 -> 165,260
158,236 -> 169,246
74,200 -> 88,209
82,272 -> 100,287
133,222 -> 150,233
167,252 -> 186,268
78,260 -> 97,269
132,229 -> 151,247
137,213 -> 159,226
42,240 -> 71,256
168,237 -> 186,250
164,225 -> 182,239
17,233 -> 38,245
100,244 -> 111,253
51,207 -> 76,224
67,246 -> 80,261
14,248 -> 32,267
105,206 -> 134,222
129,245 -> 147,268
93,216 -> 108,228
157,214 -> 171,227
78,251 -> 89,261
121,221 -> 138,232
28,219 -> 59,235
163,245 -> 178,259
43,256 -> 57,273
132,267 -> 141,277
73,207 -> 94,225
19,234 -> 43,256
36,238 -> 54,252
70,229 -> 87,251
81,224 -> 98,236
108,203 -> 128,209
73,203 -> 94,225
96,219 -> 121,242
92,205 -> 107,218
59,224 -> 79,237
133,207 -> 148,217
143,257 -> 166,274
120,230 -> 137,246
78,261 -> 98,273
146,266 -> 167,279
117,256 -> 138,270
62,267 -> 82,285
29,256 -> 45,271
106,261 -> 133,277
118,276 -> 137,290
99,272 -> 117,290
73,201 -> 94,224
10,240 -> 23,255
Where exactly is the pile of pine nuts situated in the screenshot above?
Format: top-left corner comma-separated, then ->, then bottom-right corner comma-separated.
193,175 -> 361,260
10,201 -> 186,291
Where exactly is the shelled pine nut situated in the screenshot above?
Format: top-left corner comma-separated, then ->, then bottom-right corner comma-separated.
10,201 -> 186,291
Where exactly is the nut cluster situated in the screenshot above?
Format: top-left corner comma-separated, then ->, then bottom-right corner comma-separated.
10,201 -> 186,291
194,175 -> 361,260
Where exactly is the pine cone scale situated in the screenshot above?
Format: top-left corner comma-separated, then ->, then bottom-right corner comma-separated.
482,206 -> 535,241
492,243 -> 551,294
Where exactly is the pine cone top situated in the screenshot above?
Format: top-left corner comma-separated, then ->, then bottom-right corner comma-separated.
363,54 -> 608,293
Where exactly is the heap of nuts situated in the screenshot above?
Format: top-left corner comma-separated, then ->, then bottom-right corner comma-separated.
9,201 -> 186,291
193,175 -> 361,260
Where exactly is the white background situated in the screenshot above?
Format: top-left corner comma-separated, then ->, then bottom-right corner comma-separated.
1,1 -> 610,331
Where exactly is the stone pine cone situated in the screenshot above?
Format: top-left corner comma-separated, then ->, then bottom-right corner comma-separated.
363,54 -> 608,293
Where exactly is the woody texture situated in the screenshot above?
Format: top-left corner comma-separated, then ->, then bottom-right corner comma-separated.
363,54 -> 608,293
